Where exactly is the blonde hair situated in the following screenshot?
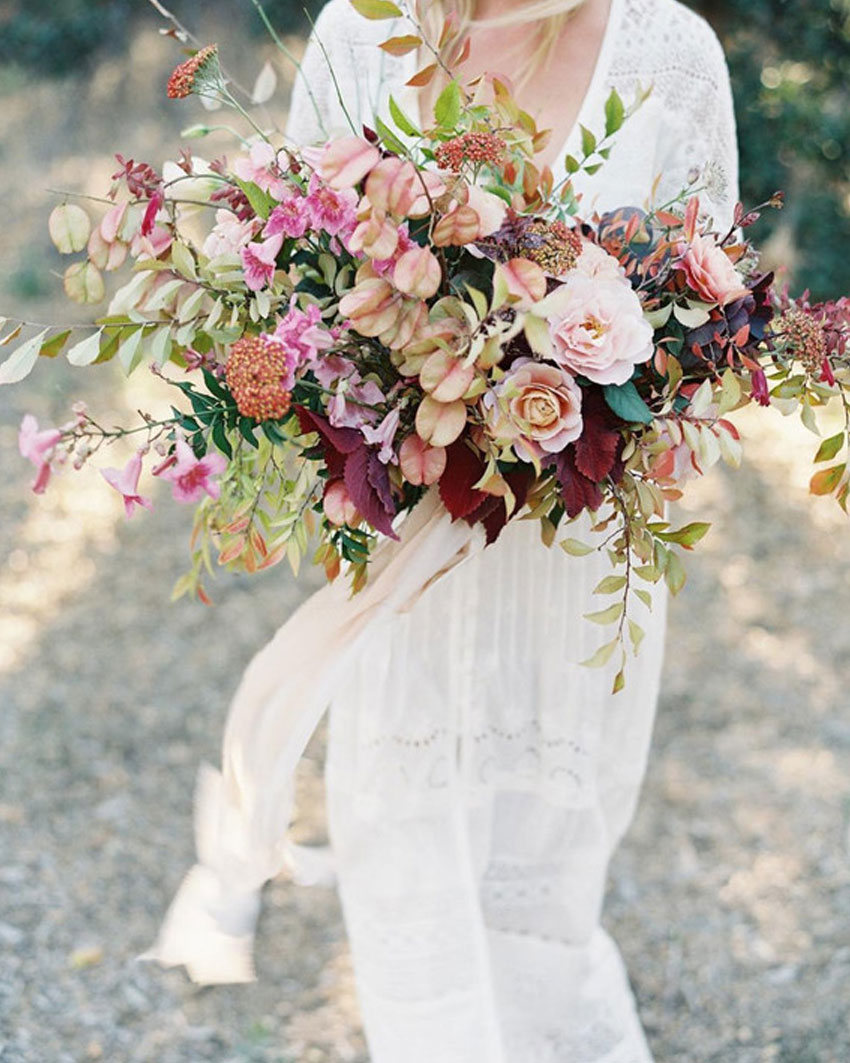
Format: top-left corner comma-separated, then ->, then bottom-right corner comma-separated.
423,0 -> 591,81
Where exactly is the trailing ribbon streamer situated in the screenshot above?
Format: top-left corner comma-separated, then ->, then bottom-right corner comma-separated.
140,489 -> 484,984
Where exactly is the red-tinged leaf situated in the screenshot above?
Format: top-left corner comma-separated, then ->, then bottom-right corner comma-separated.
223,515 -> 251,534
574,389 -> 622,482
366,449 -> 395,516
438,10 -> 459,48
345,445 -> 398,538
717,417 -> 740,440
297,407 -> 362,454
249,528 -> 268,558
463,492 -> 502,538
258,543 -> 287,570
438,438 -> 488,520
406,62 -> 438,88
474,467 -> 534,543
733,324 -> 750,347
218,538 -> 246,565
739,352 -> 762,372
624,212 -> 641,243
462,467 -> 532,542
684,196 -> 699,242
379,34 -> 422,56
197,585 -> 213,606
551,445 -> 603,518
450,36 -> 471,65
655,210 -> 684,229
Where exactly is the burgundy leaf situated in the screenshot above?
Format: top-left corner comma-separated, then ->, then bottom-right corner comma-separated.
297,407 -> 362,455
324,447 -> 346,480
344,445 -> 398,539
551,445 -> 603,518
366,450 -> 395,516
574,389 -> 622,482
464,493 -> 503,541
464,467 -> 535,544
438,439 -> 488,521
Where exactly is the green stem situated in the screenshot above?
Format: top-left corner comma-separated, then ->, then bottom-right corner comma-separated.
249,0 -> 329,141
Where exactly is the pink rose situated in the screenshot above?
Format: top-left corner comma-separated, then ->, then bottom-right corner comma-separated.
679,231 -> 750,306
547,272 -> 653,386
574,241 -> 625,282
483,358 -> 583,461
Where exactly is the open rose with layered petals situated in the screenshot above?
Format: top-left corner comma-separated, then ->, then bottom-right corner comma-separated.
482,358 -> 583,461
574,241 -> 626,283
678,231 -> 750,306
547,272 -> 654,386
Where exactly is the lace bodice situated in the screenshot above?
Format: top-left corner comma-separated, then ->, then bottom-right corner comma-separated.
280,8 -> 737,1060
286,0 -> 740,229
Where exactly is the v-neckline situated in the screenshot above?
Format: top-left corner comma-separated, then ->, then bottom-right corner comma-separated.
399,0 -> 623,181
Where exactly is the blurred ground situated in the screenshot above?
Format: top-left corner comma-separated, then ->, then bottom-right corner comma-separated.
1,15 -> 849,1063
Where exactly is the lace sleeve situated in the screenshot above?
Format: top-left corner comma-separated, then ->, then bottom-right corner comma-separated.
651,20 -> 740,232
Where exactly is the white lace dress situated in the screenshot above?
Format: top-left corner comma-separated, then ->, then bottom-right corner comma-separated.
285,1 -> 739,1060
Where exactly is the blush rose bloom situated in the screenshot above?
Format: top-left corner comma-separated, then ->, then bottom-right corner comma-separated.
678,231 -> 750,306
574,240 -> 626,283
483,358 -> 583,461
547,272 -> 654,386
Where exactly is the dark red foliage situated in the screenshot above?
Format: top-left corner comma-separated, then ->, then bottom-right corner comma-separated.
210,183 -> 254,222
467,467 -> 535,544
551,446 -> 604,518
438,439 -> 489,520
344,446 -> 398,539
682,273 -> 775,369
141,191 -> 163,237
574,388 -> 623,482
297,408 -> 362,454
112,154 -> 161,200
365,449 -> 395,517
297,407 -> 362,483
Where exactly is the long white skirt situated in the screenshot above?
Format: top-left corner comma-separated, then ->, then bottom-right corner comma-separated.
325,514 -> 667,1063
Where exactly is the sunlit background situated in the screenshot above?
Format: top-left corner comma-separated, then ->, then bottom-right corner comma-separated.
0,2 -> 849,1061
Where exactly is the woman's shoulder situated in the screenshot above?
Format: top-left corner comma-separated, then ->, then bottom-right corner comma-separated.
614,0 -> 731,92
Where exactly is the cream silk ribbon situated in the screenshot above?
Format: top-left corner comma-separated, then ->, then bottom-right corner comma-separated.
140,489 -> 485,984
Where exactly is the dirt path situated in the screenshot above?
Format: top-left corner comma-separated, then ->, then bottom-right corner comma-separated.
1,25 -> 849,1063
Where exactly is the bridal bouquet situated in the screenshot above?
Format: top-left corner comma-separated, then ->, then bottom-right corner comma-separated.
6,2 -> 850,686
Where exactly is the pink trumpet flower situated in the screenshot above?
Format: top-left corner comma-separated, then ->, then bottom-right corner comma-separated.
156,438 -> 227,503
360,407 -> 401,464
241,232 -> 284,291
18,414 -> 62,495
101,450 -> 154,518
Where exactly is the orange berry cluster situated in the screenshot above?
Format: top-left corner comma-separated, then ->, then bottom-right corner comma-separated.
167,44 -> 219,100
434,132 -> 507,172
225,335 -> 293,421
